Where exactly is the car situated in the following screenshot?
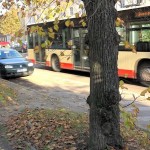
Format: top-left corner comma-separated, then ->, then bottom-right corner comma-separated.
0,48 -> 34,78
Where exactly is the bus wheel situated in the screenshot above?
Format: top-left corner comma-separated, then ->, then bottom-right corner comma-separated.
137,63 -> 150,87
51,56 -> 61,72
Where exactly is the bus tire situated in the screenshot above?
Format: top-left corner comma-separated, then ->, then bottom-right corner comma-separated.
137,62 -> 150,87
51,56 -> 61,72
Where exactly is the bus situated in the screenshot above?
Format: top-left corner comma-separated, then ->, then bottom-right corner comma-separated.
27,6 -> 150,86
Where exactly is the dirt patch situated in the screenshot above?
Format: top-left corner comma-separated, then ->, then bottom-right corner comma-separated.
0,124 -> 13,150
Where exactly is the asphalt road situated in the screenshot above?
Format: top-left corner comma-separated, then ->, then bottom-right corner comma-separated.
7,66 -> 150,129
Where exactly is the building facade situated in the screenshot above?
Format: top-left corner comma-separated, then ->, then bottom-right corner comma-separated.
115,0 -> 150,11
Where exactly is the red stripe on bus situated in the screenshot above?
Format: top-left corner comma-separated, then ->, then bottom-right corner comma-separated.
118,69 -> 136,78
28,59 -> 36,64
46,61 -> 51,66
45,61 -> 74,70
60,63 -> 74,69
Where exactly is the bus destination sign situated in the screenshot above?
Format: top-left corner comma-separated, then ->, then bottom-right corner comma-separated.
135,11 -> 150,18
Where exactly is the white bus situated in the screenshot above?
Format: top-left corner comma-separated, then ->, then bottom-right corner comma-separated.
27,6 -> 150,86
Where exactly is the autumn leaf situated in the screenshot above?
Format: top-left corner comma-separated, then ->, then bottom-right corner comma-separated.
140,89 -> 148,96
56,8 -> 60,13
65,20 -> 71,27
54,25 -> 59,31
48,32 -> 55,39
70,21 -> 74,27
147,87 -> 150,93
119,80 -> 124,87
48,27 -> 53,33
81,13 -> 86,18
34,46 -> 40,53
147,97 -> 150,100
130,45 -> 137,53
79,4 -> 84,9
124,41 -> 130,49
60,52 -> 64,56
67,57 -> 70,60
2,2 -> 7,8
67,40 -> 73,46
25,0 -> 31,5
41,43 -> 46,48
82,22 -> 86,27
56,0 -> 60,6
116,17 -> 124,27
75,13 -> 79,18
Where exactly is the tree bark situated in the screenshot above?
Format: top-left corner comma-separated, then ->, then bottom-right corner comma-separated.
82,0 -> 123,149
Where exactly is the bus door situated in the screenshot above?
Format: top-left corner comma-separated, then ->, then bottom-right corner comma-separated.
73,28 -> 89,70
34,33 -> 46,64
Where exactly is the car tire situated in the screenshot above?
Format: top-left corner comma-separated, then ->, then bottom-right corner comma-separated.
51,56 -> 61,72
137,62 -> 150,87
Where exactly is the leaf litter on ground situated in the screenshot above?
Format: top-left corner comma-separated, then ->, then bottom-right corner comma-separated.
4,108 -> 150,150
6,108 -> 88,150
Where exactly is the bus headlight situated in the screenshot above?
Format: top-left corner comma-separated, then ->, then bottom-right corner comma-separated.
5,65 -> 13,68
28,63 -> 33,67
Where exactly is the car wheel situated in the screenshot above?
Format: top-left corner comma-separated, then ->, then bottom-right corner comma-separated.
51,56 -> 61,72
137,62 -> 150,87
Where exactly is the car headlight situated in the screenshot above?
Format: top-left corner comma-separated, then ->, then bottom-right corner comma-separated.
28,62 -> 33,67
5,65 -> 13,69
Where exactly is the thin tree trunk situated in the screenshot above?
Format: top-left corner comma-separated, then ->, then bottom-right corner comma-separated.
83,0 -> 123,149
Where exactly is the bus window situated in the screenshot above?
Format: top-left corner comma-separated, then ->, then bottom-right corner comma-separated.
116,26 -> 126,46
28,33 -> 34,49
129,23 -> 150,52
63,28 -> 72,49
73,29 -> 80,49
41,35 -> 46,62
116,26 -> 131,51
50,31 -> 63,49
49,29 -> 71,50
129,24 -> 141,45
141,24 -> 150,42
34,33 -> 38,47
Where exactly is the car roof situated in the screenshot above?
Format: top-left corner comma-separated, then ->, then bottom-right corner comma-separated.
0,48 -> 17,51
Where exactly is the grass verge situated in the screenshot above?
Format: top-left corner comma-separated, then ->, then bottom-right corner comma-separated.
0,82 -> 17,107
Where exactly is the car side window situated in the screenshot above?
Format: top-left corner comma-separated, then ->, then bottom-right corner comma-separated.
9,51 -> 22,58
0,52 -> 6,59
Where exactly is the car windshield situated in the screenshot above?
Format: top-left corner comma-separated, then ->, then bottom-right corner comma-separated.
0,50 -> 22,59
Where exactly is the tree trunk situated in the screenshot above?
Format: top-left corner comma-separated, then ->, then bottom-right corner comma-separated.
83,0 -> 123,149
